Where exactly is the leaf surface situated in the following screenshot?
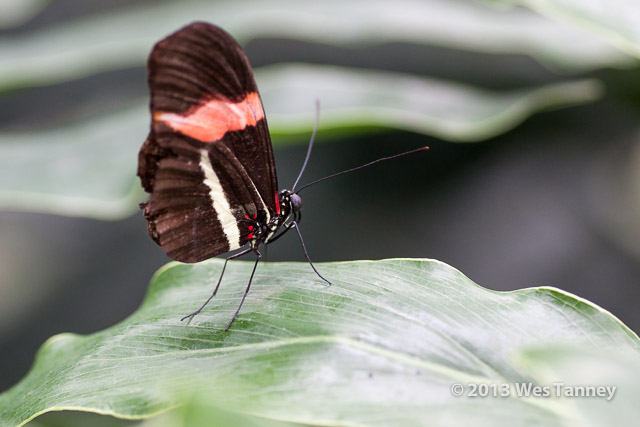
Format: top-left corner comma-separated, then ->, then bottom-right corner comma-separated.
1,259 -> 637,426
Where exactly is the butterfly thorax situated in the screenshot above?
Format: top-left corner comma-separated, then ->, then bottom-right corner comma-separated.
245,189 -> 302,249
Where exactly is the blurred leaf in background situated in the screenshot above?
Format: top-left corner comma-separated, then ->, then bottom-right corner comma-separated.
0,0 -> 623,218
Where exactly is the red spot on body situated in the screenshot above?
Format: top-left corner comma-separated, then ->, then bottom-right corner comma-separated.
248,225 -> 254,231
154,92 -> 264,142
275,192 -> 281,215
247,232 -> 254,239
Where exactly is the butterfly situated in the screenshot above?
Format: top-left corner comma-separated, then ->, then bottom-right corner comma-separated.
138,22 -> 329,330
138,22 -> 427,330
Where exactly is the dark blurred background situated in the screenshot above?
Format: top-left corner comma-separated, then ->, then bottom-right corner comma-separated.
1,0 -> 639,394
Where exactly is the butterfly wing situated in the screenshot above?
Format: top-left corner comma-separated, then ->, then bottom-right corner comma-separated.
138,22 -> 279,263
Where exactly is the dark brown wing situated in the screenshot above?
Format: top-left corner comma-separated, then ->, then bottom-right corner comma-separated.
138,22 -> 278,262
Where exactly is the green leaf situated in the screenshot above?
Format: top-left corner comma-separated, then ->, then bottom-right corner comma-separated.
488,0 -> 640,59
137,397 -> 304,427
1,259 -> 638,426
516,346 -> 640,426
0,65 -> 603,219
0,103 -> 147,219
0,0 -> 634,91
261,66 -> 603,142
0,0 -> 47,29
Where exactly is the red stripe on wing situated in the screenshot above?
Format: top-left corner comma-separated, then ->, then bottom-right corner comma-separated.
155,92 -> 264,143
275,191 -> 281,215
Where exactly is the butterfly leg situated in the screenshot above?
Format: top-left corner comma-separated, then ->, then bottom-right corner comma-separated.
181,246 -> 253,322
291,221 -> 331,285
225,248 -> 262,331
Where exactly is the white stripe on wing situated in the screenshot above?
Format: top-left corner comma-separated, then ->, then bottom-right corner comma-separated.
199,149 -> 241,250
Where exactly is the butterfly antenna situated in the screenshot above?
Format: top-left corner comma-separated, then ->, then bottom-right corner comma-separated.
291,100 -> 321,192
296,146 -> 429,193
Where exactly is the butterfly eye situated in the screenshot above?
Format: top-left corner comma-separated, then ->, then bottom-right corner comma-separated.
290,193 -> 303,212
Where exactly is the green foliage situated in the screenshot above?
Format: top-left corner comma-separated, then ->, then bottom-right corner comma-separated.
1,259 -> 638,426
0,0 -> 634,219
484,0 -> 640,59
2,1 -> 640,425
0,69 -> 602,219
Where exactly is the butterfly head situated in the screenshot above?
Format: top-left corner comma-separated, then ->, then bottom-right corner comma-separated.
278,189 -> 303,222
